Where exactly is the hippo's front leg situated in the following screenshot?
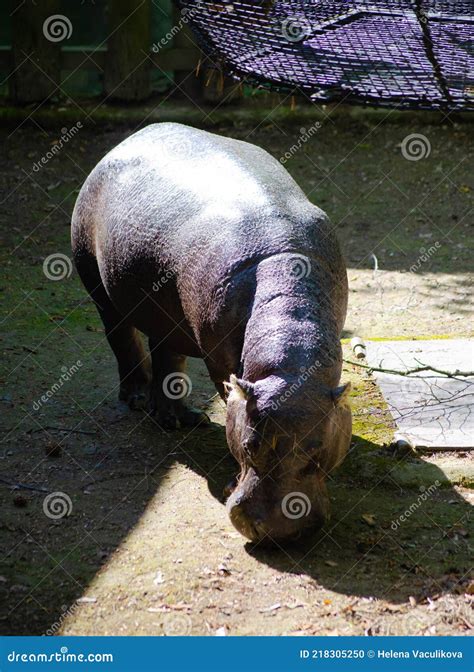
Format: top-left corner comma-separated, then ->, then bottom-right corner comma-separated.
148,340 -> 210,429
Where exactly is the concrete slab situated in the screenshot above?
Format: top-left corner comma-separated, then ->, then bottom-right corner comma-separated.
365,340 -> 474,449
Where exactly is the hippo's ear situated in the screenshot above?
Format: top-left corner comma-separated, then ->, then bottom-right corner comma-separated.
225,374 -> 256,401
331,382 -> 351,407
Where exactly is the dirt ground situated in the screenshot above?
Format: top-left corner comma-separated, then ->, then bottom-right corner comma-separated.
0,104 -> 472,636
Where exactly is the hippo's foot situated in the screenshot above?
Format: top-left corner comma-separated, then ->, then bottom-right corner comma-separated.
119,379 -> 149,410
150,397 -> 210,430
179,405 -> 211,428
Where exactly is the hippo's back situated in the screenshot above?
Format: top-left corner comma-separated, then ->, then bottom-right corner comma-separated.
78,122 -> 317,245
74,123 -> 337,279
93,122 -> 312,223
72,123 -> 346,354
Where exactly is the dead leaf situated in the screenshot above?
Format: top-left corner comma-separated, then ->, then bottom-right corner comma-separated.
259,603 -> 281,613
384,604 -> 403,612
361,513 -> 376,526
325,560 -> 338,567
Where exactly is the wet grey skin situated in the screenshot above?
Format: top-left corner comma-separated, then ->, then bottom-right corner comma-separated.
71,122 -> 352,543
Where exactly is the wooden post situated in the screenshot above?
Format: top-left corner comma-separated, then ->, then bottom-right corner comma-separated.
10,0 -> 61,104
175,3 -> 240,106
172,7 -> 203,102
104,0 -> 151,102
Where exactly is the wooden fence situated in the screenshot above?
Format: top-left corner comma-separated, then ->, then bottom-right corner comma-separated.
1,0 -> 206,103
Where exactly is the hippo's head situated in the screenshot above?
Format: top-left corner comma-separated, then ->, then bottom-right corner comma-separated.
224,373 -> 351,543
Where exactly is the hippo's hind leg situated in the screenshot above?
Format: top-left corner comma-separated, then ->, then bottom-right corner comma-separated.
148,339 -> 210,429
75,252 -> 150,409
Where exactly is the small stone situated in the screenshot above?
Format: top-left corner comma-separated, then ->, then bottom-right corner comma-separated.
44,441 -> 62,458
13,495 -> 27,508
153,572 -> 165,585
218,564 -> 231,576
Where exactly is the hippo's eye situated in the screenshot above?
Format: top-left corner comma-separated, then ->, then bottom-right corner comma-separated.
306,443 -> 323,456
299,459 -> 320,477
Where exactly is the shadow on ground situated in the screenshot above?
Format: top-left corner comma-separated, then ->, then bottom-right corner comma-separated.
179,431 -> 472,606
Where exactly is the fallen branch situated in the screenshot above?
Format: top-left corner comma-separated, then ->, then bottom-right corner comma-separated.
0,476 -> 49,493
26,426 -> 95,435
343,358 -> 474,381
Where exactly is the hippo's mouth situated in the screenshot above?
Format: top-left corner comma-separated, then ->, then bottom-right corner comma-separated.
225,468 -> 328,544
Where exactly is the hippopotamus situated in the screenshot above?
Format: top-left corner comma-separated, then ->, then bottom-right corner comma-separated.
71,123 -> 351,543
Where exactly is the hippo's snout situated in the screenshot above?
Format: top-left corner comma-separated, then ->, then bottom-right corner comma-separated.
228,500 -> 263,542
226,468 -> 265,541
226,469 -> 328,544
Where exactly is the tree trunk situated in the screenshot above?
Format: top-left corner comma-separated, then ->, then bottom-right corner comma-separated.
10,0 -> 61,104
104,0 -> 151,102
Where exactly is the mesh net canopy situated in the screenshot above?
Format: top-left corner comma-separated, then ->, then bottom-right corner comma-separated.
177,0 -> 474,111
